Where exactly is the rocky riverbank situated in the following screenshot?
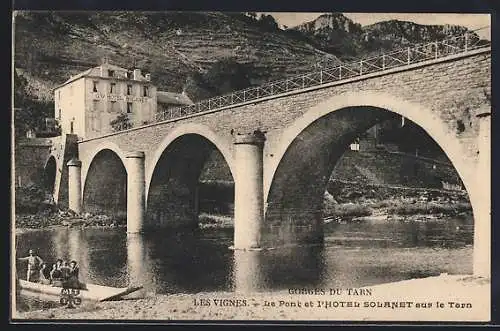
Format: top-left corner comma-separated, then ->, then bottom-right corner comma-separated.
14,180 -> 472,232
14,274 -> 490,321
323,180 -> 472,221
15,209 -> 126,233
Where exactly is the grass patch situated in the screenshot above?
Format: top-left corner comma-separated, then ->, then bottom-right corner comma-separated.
386,201 -> 472,215
323,203 -> 373,218
198,213 -> 233,228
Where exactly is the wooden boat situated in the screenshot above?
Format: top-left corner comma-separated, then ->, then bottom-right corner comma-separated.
18,279 -> 143,302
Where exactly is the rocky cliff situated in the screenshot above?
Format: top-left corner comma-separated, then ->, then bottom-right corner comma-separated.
292,13 -> 473,58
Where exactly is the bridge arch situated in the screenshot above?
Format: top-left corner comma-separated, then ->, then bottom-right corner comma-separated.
82,144 -> 128,219
265,91 -> 480,244
81,141 -> 128,189
145,123 -> 235,230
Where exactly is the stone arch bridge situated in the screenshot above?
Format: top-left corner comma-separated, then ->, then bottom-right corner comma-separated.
50,45 -> 490,277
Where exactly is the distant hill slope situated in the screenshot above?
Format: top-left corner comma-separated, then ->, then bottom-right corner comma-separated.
13,11 -> 339,101
14,12 -> 478,102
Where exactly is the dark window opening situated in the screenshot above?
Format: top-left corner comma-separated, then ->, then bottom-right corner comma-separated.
127,102 -> 133,113
110,83 -> 116,94
127,85 -> 132,95
93,81 -> 98,92
108,70 -> 114,77
143,86 -> 149,97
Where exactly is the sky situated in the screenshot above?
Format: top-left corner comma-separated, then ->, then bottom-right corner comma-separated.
264,13 -> 491,40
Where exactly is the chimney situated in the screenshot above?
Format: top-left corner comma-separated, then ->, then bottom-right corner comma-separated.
133,69 -> 142,80
100,57 -> 109,77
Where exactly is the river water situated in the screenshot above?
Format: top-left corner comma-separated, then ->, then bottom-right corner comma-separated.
14,215 -> 473,312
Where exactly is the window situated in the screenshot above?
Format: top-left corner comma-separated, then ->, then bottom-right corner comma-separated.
110,82 -> 116,94
92,100 -> 100,112
127,85 -> 132,95
93,81 -> 98,92
58,109 -> 61,120
126,71 -> 131,79
143,86 -> 149,97
127,102 -> 133,113
110,101 -> 117,113
108,70 -> 114,77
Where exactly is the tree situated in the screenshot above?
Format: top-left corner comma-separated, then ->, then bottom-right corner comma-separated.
183,58 -> 253,102
13,71 -> 54,138
110,113 -> 132,132
203,58 -> 252,95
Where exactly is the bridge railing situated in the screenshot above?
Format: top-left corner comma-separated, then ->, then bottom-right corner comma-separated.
152,27 -> 490,124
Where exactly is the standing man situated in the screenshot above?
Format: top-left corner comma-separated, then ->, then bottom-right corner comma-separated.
18,249 -> 44,282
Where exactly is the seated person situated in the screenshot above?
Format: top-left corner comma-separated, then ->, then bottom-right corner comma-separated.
50,263 -> 63,287
38,263 -> 51,285
67,260 -> 81,289
60,261 -> 71,281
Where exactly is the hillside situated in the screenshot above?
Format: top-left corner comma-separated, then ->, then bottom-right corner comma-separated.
13,11 -> 338,101
14,12 -> 478,103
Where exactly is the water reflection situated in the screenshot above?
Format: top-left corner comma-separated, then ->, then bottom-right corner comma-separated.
16,216 -> 473,311
127,234 -> 152,288
232,250 -> 265,293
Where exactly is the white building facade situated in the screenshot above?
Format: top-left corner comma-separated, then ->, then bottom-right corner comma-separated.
54,62 -> 157,139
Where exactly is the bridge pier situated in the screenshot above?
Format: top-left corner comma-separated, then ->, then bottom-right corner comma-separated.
67,158 -> 82,214
233,132 -> 266,250
126,151 -> 146,233
473,109 -> 491,278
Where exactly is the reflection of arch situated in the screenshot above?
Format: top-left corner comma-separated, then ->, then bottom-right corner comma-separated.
145,124 -> 234,230
265,91 -> 477,242
82,148 -> 128,219
43,155 -> 57,199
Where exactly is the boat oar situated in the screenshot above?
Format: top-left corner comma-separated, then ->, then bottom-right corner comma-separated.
99,285 -> 144,302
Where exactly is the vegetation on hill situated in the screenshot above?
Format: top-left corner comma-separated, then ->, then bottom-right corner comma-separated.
183,58 -> 253,102
13,70 -> 56,138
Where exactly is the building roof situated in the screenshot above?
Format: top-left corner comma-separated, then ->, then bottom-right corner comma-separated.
103,63 -> 129,72
157,91 -> 194,106
53,63 -> 145,90
58,68 -> 94,87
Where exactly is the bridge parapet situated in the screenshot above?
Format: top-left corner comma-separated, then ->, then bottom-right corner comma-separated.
152,28 -> 490,124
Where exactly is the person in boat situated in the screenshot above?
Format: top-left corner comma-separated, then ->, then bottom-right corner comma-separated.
68,260 -> 79,279
50,263 -> 64,287
60,261 -> 71,281
18,249 -> 44,282
50,263 -> 62,279
55,258 -> 63,270
67,260 -> 81,288
39,263 -> 51,285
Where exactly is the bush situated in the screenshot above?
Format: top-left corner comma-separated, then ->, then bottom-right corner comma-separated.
323,202 -> 372,218
15,184 -> 54,214
387,201 -> 472,215
110,113 -> 132,132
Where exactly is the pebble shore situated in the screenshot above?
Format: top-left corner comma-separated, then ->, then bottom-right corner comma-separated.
15,274 -> 490,322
